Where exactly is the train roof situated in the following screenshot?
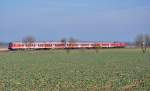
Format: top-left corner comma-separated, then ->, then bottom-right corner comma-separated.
10,41 -> 126,44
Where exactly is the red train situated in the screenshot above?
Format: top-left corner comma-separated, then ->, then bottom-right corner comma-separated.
8,41 -> 128,50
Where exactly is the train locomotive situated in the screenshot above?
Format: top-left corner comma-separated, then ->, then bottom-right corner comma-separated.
8,41 -> 128,50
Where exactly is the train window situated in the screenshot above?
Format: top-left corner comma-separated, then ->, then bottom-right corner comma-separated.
46,44 -> 49,46
91,44 -> 96,46
55,44 -> 58,46
81,44 -> 88,46
55,44 -> 63,46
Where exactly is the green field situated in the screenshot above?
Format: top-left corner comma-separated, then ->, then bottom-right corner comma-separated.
0,49 -> 150,91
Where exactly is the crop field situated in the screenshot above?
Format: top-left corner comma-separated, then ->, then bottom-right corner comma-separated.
0,48 -> 149,91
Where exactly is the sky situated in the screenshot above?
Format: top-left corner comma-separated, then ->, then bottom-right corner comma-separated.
0,0 -> 150,42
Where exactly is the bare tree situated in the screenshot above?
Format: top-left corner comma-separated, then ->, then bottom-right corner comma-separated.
22,35 -> 36,43
68,37 -> 77,44
65,37 -> 78,53
60,38 -> 67,49
68,37 -> 78,48
135,34 -> 150,53
60,38 -> 66,43
145,34 -> 150,47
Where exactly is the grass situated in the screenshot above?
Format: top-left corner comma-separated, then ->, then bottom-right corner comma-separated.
0,48 -> 149,91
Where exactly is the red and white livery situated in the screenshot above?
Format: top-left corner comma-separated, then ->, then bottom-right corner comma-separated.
8,41 -> 128,50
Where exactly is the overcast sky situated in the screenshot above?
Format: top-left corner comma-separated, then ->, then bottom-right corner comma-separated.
0,0 -> 150,42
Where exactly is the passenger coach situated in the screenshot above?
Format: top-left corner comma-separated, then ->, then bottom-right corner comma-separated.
8,41 -> 127,50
